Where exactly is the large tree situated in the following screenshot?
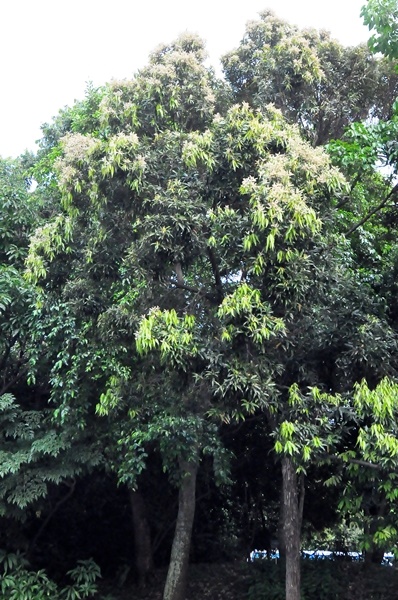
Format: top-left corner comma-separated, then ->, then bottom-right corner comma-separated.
26,30 -> 382,600
24,10 -> 398,600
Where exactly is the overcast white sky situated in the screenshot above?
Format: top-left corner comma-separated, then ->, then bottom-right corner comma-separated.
1,0 -> 369,158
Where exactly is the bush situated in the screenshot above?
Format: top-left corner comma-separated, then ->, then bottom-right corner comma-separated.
0,550 -> 101,600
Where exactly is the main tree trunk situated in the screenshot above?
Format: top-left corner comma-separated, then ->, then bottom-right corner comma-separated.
163,457 -> 198,600
281,456 -> 301,600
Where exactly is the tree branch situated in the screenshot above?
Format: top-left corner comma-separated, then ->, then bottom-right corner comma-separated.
336,174 -> 361,209
323,453 -> 388,471
174,262 -> 184,286
170,264 -> 220,305
29,479 -> 76,554
206,247 -> 224,301
345,183 -> 398,236
171,281 -> 217,302
0,362 -> 30,396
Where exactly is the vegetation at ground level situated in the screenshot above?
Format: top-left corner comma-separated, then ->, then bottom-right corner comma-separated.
3,1 -> 398,600
3,556 -> 398,600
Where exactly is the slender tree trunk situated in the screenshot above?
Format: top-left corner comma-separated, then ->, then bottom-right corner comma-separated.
278,484 -> 286,562
129,489 -> 153,587
364,506 -> 387,565
163,457 -> 198,600
281,457 -> 301,600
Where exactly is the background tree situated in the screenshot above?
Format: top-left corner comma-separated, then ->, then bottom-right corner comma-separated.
222,9 -> 398,145
361,0 -> 398,60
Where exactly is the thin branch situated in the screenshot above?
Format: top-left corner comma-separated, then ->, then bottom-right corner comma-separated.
170,281 -> 219,304
336,196 -> 351,210
0,363 -> 30,396
172,282 -> 201,295
29,479 -> 76,553
344,458 -> 384,470
336,174 -> 362,209
323,453 -> 386,471
345,183 -> 398,236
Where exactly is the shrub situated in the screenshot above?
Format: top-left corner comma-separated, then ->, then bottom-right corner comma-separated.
247,558 -> 345,600
0,550 -> 101,600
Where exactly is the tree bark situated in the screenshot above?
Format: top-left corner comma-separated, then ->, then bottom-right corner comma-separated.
163,457 -> 198,600
278,485 -> 286,562
281,457 -> 301,600
364,503 -> 387,566
129,489 -> 153,587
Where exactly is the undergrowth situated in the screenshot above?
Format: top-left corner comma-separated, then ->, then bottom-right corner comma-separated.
247,558 -> 398,600
0,550 -> 101,600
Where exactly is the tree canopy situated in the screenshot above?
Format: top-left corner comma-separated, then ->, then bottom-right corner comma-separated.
2,5 -> 398,600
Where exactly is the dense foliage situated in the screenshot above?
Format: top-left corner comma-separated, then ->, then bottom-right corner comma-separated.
2,3 -> 398,600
